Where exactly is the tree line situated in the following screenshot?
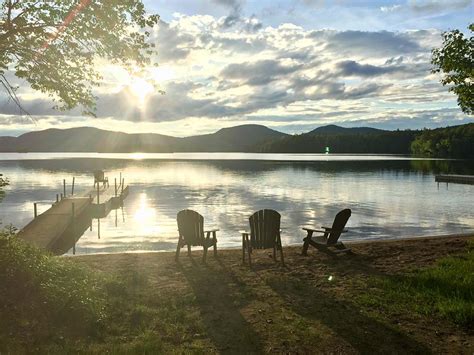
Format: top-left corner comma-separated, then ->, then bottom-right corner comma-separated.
411,123 -> 474,158
257,124 -> 474,158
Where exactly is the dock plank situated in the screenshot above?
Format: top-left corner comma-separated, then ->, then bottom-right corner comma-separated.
435,174 -> 474,185
18,197 -> 91,250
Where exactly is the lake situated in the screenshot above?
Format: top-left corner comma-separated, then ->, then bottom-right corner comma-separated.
0,153 -> 473,255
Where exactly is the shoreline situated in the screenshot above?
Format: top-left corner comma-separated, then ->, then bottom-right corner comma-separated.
67,232 -> 474,257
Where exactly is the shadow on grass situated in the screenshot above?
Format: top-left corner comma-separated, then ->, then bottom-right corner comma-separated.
177,256 -> 264,353
266,273 -> 430,354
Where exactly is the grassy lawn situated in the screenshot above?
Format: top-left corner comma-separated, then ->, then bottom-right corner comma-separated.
1,233 -> 473,353
358,240 -> 474,328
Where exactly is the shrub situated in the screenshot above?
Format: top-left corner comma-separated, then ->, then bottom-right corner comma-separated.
0,231 -> 106,350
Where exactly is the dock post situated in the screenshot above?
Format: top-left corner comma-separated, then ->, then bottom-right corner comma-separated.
56,194 -> 59,203
72,202 -> 76,255
63,179 -> 66,198
71,177 -> 75,196
60,193 -> 63,200
115,178 -> 117,197
121,178 -> 124,194
34,203 -> 37,218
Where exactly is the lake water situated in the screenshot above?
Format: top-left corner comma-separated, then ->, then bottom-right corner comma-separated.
0,153 -> 473,255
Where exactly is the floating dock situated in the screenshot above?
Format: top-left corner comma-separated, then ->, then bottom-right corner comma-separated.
435,174 -> 474,186
17,176 -> 129,255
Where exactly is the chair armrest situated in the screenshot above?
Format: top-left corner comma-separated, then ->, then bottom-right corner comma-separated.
204,228 -> 219,233
302,227 -> 327,233
239,230 -> 250,235
321,226 -> 348,233
303,227 -> 329,234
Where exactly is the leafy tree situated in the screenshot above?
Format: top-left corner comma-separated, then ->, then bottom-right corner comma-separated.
0,0 -> 159,115
411,124 -> 474,158
431,24 -> 473,115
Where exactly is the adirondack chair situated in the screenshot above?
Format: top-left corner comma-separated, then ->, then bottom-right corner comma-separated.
241,209 -> 284,266
302,208 -> 352,255
175,209 -> 218,262
93,170 -> 109,188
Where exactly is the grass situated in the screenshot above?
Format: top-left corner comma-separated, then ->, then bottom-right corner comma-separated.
359,240 -> 474,328
1,234 -> 472,353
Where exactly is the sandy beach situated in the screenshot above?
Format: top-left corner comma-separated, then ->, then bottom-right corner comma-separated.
72,234 -> 474,353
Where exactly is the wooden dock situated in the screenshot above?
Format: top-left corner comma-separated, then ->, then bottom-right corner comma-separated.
435,174 -> 474,186
17,177 -> 129,255
17,197 -> 92,252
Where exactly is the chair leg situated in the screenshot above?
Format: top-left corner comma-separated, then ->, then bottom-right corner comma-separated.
203,246 -> 208,262
187,245 -> 192,257
242,235 -> 246,263
273,246 -> 276,261
247,238 -> 252,267
302,230 -> 313,255
213,231 -> 217,257
277,232 -> 285,266
175,236 -> 182,261
280,245 -> 285,266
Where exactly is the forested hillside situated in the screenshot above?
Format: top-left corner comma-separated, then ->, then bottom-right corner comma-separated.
258,129 -> 418,154
411,124 -> 474,158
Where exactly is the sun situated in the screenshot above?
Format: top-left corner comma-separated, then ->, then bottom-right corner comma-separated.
129,77 -> 154,107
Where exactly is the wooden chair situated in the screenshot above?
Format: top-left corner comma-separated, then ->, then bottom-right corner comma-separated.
93,170 -> 109,188
175,209 -> 218,262
241,209 -> 284,266
302,208 -> 352,255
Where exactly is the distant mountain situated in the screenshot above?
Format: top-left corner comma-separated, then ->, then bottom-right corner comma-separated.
2,123 -> 472,157
0,127 -> 177,153
0,124 -> 288,153
179,124 -> 287,152
310,124 -> 385,135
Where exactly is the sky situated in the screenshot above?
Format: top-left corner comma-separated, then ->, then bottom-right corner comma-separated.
0,0 -> 473,137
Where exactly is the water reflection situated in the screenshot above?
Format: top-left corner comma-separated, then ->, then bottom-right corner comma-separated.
0,154 -> 473,255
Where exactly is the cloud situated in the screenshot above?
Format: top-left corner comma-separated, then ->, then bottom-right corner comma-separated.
0,13 -> 469,135
220,59 -> 304,86
335,60 -> 405,77
380,5 -> 402,12
150,20 -> 195,63
212,0 -> 243,10
381,0 -> 472,14
408,0 -> 472,13
320,30 -> 423,56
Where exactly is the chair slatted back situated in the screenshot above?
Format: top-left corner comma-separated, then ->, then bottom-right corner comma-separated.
249,209 -> 280,249
327,209 -> 351,245
177,209 -> 204,246
94,170 -> 105,182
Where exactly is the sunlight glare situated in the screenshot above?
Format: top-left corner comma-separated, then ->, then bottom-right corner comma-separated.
129,77 -> 154,106
133,193 -> 159,234
131,153 -> 146,160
